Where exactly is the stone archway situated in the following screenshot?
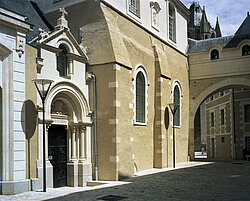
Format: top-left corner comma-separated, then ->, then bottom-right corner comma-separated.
37,82 -> 92,188
189,77 -> 250,159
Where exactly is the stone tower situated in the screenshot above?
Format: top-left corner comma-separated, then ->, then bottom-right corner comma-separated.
188,2 -> 221,40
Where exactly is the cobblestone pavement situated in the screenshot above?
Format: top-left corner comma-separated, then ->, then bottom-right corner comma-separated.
0,161 -> 250,201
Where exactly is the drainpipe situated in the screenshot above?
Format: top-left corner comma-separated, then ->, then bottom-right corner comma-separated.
231,88 -> 236,159
89,72 -> 98,180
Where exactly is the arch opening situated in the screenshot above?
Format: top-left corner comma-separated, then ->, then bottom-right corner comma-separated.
192,84 -> 250,160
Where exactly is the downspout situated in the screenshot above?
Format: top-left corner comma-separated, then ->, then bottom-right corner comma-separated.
231,88 -> 236,159
89,72 -> 98,180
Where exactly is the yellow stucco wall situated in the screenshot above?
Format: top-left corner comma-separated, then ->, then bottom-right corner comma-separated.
46,1 -> 190,181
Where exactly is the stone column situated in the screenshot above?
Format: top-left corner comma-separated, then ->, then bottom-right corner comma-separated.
71,126 -> 77,161
67,126 -> 78,187
78,126 -> 92,187
79,126 -> 86,162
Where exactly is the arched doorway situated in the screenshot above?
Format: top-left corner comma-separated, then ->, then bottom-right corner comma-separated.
38,82 -> 92,188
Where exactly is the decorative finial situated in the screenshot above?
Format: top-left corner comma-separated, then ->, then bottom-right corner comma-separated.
59,7 -> 68,18
56,7 -> 69,30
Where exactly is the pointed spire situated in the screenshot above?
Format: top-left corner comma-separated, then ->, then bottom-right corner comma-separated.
215,17 -> 222,37
200,6 -> 210,36
56,7 -> 69,30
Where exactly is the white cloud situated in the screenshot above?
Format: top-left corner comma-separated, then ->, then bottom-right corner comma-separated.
181,0 -> 249,36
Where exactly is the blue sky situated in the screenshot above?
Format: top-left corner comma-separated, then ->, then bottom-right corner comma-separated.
181,0 -> 250,36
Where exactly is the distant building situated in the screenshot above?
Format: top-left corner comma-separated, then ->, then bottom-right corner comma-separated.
1,0 -> 191,194
187,2 -> 221,40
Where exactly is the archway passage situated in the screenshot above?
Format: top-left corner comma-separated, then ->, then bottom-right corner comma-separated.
48,125 -> 67,188
191,84 -> 250,161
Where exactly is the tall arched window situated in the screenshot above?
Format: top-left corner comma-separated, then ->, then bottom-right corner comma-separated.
211,49 -> 219,60
173,84 -> 181,126
169,4 -> 176,42
136,71 -> 146,123
57,44 -> 68,77
242,45 -> 250,56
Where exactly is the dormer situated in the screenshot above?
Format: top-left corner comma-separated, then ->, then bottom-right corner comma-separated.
35,7 -> 88,77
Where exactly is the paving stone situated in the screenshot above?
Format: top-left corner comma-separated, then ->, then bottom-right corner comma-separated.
0,161 -> 249,201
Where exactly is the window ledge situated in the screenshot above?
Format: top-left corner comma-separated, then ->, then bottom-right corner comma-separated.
134,121 -> 147,126
172,125 -> 181,129
60,75 -> 71,79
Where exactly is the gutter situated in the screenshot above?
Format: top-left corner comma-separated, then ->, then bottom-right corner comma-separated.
87,72 -> 98,181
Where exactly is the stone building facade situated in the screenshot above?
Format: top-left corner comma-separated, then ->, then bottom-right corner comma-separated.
0,6 -> 32,194
34,0 -> 190,181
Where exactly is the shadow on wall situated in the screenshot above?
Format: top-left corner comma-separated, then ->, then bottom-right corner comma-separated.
21,100 -> 37,179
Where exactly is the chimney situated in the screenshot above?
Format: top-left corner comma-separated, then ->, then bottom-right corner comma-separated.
247,11 -> 249,16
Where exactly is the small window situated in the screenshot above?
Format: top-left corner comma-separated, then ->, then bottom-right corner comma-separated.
169,4 -> 176,42
242,45 -> 250,56
221,109 -> 224,125
220,90 -> 224,96
57,44 -> 68,77
211,49 -> 219,60
221,137 -> 225,143
173,84 -> 181,126
211,112 -> 214,127
210,95 -> 214,101
244,104 -> 250,123
129,0 -> 140,17
136,71 -> 145,123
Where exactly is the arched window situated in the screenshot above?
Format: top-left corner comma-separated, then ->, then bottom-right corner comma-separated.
242,45 -> 250,56
211,49 -> 219,60
173,85 -> 180,126
169,4 -> 176,42
136,71 -> 146,123
57,44 -> 68,77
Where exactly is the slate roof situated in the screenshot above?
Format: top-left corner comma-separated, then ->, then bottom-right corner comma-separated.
188,36 -> 234,53
235,13 -> 250,35
225,14 -> 250,48
0,0 -> 53,42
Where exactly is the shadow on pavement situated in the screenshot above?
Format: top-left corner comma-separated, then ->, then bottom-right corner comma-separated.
45,161 -> 250,201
